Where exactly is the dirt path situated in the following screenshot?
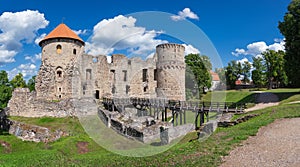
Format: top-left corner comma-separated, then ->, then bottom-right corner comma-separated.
220,118 -> 300,167
245,92 -> 279,112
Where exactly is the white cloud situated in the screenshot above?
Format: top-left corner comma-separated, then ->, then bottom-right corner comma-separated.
8,63 -> 38,80
73,29 -> 88,35
0,49 -> 17,64
25,53 -> 41,63
232,48 -> 246,56
232,39 -> 285,57
34,33 -> 46,45
86,15 -> 167,57
171,8 -> 199,21
0,10 -> 49,64
236,57 -> 250,65
182,44 -> 200,55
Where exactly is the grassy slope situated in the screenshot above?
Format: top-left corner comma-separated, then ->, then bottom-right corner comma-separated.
203,89 -> 255,103
0,89 -> 299,166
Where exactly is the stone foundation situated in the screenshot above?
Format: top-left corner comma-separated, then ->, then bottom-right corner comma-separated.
9,120 -> 68,142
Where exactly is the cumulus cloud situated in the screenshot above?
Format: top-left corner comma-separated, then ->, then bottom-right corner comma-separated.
86,15 -> 167,57
25,53 -> 41,63
171,8 -> 199,21
236,57 -> 251,65
73,29 -> 88,36
0,49 -> 17,64
34,33 -> 46,45
232,39 -> 285,57
8,63 -> 37,80
0,10 -> 49,64
182,44 -> 200,55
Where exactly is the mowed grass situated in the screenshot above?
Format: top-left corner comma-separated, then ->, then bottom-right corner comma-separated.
0,89 -> 299,166
202,89 -> 256,108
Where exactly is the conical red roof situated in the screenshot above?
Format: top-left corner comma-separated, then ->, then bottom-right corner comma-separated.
39,23 -> 84,46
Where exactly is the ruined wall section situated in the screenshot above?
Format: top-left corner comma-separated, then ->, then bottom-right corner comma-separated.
76,54 -> 111,99
109,54 -> 157,98
8,88 -> 75,117
36,39 -> 84,100
94,55 -> 111,98
156,44 -> 186,101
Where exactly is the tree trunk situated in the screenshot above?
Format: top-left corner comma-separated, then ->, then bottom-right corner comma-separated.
268,77 -> 273,90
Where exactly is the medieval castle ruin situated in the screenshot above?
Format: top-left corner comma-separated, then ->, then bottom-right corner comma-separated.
8,23 -> 186,117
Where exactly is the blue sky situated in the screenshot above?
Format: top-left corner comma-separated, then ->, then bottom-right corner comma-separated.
0,0 -> 290,80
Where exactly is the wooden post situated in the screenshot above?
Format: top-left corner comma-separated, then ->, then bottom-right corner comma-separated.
165,107 -> 168,121
180,110 -> 182,125
195,112 -> 199,130
184,110 -> 186,124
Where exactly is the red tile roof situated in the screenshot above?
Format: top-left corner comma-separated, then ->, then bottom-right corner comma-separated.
39,23 -> 84,45
210,71 -> 220,81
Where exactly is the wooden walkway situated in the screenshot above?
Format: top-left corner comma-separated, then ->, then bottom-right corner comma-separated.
102,97 -> 245,130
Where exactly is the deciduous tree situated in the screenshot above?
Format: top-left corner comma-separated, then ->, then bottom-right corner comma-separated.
278,0 -> 300,87
10,73 -> 26,90
0,71 -> 12,109
185,54 -> 212,96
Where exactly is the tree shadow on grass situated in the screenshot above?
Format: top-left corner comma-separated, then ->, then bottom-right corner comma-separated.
271,91 -> 300,101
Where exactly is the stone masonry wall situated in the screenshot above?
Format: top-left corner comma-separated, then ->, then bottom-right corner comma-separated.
8,88 -> 75,117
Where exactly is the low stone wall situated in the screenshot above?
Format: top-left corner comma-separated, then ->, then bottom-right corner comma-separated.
98,108 -> 146,142
9,120 -> 68,142
218,114 -> 259,127
7,88 -> 76,117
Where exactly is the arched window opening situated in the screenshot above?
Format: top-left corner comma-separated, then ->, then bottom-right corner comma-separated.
86,69 -> 92,80
57,71 -> 62,78
56,45 -> 62,54
73,49 -> 76,55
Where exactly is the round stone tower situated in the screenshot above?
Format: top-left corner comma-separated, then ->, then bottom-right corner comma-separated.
156,43 -> 186,101
36,23 -> 85,100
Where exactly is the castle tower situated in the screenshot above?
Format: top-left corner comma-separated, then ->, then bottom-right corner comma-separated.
156,43 -> 186,101
36,23 -> 85,100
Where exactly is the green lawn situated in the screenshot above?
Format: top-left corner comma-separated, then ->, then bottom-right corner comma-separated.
203,89 -> 255,103
1,89 -> 299,166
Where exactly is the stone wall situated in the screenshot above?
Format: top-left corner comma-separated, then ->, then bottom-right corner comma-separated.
8,88 -> 76,117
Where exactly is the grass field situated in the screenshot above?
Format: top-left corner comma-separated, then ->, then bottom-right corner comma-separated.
0,89 -> 299,166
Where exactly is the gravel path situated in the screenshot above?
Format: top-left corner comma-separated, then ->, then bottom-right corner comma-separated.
220,118 -> 300,167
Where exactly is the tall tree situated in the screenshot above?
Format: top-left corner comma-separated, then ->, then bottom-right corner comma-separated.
185,54 -> 212,96
278,0 -> 300,87
241,61 -> 252,84
0,71 -> 12,109
263,50 -> 287,89
27,76 -> 36,92
251,56 -> 266,88
225,61 -> 241,89
10,73 -> 26,90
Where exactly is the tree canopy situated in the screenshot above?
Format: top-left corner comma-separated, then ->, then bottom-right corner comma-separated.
278,0 -> 300,87
251,56 -> 266,88
263,50 -> 287,89
0,71 -> 12,109
185,54 -> 212,98
27,76 -> 36,92
10,73 -> 26,90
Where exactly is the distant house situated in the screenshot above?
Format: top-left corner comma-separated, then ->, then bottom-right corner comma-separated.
234,79 -> 254,89
210,71 -> 221,91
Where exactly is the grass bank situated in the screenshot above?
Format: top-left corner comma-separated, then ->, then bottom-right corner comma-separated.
0,89 -> 299,166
